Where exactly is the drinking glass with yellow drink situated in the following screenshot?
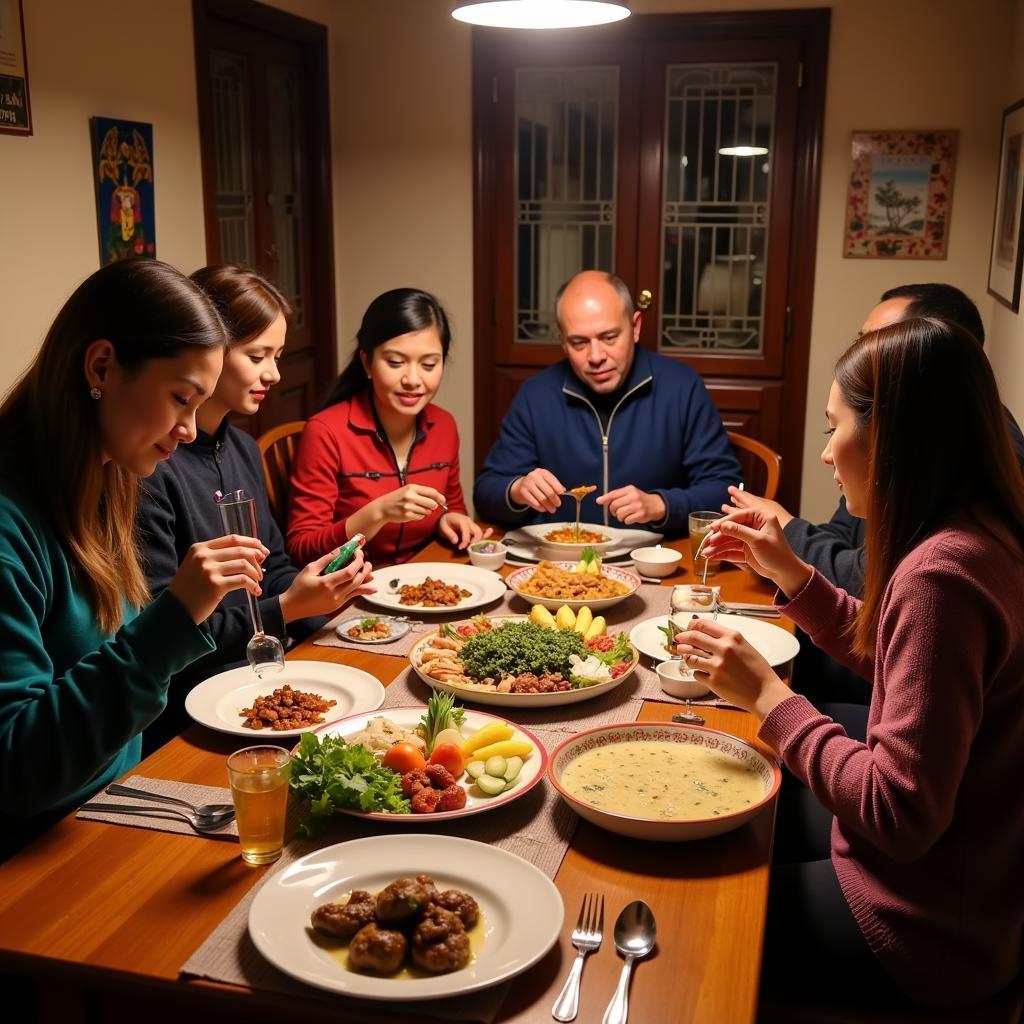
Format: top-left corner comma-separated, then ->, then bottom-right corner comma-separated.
227,745 -> 291,865
688,511 -> 723,580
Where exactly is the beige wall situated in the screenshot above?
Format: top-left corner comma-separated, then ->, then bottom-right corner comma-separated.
986,0 -> 1024,431
0,0 -> 1017,521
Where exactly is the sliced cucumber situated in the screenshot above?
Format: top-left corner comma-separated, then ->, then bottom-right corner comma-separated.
465,760 -> 486,780
503,756 -> 524,782
475,773 -> 507,796
484,755 -> 507,779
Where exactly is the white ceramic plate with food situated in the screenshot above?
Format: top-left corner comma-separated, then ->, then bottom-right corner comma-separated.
409,616 -> 640,708
248,833 -> 564,1001
362,563 -> 507,614
311,706 -> 548,822
629,613 -> 800,667
505,525 -> 664,562
506,561 -> 641,612
185,661 -> 386,738
334,615 -> 411,645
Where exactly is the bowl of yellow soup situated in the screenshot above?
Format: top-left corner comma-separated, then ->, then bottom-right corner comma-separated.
547,722 -> 780,842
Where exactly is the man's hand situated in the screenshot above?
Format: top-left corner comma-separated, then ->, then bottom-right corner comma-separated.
727,485 -> 794,529
596,485 -> 666,525
510,469 -> 565,514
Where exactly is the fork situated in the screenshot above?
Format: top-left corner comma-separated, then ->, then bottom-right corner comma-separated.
552,892 -> 604,1022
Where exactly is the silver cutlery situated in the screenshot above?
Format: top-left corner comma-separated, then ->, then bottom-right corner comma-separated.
80,802 -> 236,833
105,784 -> 235,819
716,601 -> 780,617
601,900 -> 657,1024
552,892 -> 604,1022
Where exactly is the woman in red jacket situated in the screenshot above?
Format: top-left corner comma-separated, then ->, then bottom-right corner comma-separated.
677,317 -> 1024,1010
287,288 -> 488,566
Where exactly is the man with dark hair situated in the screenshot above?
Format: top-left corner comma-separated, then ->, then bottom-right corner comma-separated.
733,282 -> 1024,704
474,270 -> 740,530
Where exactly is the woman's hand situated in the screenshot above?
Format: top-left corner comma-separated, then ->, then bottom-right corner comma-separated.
702,508 -> 812,598
373,484 -> 447,524
673,617 -> 791,720
439,514 -> 491,549
726,485 -> 794,529
167,534 -> 268,624
278,550 -> 375,623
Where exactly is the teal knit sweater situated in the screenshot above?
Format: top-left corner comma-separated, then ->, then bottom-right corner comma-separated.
0,476 -> 214,854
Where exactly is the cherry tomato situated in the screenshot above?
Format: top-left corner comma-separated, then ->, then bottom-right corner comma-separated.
429,741 -> 466,778
382,742 -> 426,775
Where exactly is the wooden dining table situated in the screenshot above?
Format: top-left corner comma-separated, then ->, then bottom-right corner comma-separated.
0,538 -> 788,1024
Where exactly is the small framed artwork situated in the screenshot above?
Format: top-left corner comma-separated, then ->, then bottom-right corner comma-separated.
987,99 -> 1024,312
90,117 -> 157,265
843,130 -> 958,259
0,0 -> 33,136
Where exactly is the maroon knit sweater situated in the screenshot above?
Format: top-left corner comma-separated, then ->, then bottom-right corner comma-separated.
760,521 -> 1024,1006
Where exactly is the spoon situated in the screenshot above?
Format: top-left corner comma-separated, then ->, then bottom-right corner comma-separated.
79,802 -> 236,834
601,900 -> 657,1024
105,784 -> 235,820
216,490 -> 286,678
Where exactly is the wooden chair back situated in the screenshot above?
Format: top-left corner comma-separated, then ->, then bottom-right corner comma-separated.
727,430 -> 782,501
257,420 -> 306,531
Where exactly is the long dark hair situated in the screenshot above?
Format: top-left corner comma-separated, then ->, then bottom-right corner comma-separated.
835,316 -> 1024,656
190,264 -> 292,345
0,258 -> 227,632
322,287 -> 451,409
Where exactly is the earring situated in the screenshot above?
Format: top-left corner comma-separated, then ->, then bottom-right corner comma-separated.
89,387 -> 102,400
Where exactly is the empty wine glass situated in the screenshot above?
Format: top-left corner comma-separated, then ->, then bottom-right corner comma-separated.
216,489 -> 286,678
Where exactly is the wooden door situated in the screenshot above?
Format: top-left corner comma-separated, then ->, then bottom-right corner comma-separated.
472,10 -> 829,512
193,0 -> 336,437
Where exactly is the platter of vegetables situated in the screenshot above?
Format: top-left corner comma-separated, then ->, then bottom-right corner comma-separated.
290,693 -> 547,830
408,610 -> 639,708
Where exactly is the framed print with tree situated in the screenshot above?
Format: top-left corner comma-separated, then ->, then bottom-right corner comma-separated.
843,130 -> 957,259
987,99 -> 1024,312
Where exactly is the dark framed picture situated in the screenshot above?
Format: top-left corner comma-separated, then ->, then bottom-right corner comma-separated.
90,116 -> 156,266
0,0 -> 32,136
843,130 -> 957,259
987,99 -> 1024,312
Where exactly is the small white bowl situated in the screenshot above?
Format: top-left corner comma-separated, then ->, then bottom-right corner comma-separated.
655,659 -> 712,699
630,545 -> 683,577
467,540 -> 507,570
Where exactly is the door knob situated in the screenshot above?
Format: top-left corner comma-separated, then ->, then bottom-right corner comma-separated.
637,288 -> 653,310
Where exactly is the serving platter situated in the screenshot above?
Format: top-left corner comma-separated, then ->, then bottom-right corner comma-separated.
310,706 -> 548,822
409,615 -> 640,708
184,661 -> 386,738
504,524 -> 664,563
362,562 -> 506,614
248,834 -> 563,1001
629,613 -> 800,667
506,560 -> 641,612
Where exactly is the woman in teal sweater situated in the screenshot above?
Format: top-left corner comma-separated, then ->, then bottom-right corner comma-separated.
0,259 -> 267,858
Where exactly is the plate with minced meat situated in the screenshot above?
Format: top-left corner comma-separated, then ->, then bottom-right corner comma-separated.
185,661 -> 385,738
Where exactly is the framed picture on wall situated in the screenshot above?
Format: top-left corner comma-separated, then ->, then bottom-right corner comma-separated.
0,0 -> 32,136
843,130 -> 957,259
987,99 -> 1024,312
90,116 -> 157,266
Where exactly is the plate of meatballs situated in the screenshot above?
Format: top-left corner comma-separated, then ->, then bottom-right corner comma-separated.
248,834 -> 564,1000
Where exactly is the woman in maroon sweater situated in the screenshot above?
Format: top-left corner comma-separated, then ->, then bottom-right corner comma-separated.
677,317 -> 1024,1009
287,289 -> 488,566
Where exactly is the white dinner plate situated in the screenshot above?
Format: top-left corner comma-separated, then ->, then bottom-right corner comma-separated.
184,661 -> 386,738
409,616 -> 640,708
629,613 -> 800,667
505,561 -> 641,612
334,616 -> 411,644
362,562 -> 506,614
311,706 -> 548,822
248,834 -> 564,1001
504,525 -> 664,563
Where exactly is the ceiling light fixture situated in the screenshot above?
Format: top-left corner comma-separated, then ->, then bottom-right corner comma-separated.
452,1 -> 631,30
718,146 -> 769,157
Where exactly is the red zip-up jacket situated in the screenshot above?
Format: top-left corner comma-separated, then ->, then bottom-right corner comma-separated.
286,390 -> 467,567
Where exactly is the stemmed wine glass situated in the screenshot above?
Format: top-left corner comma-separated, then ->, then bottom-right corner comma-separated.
216,489 -> 286,678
